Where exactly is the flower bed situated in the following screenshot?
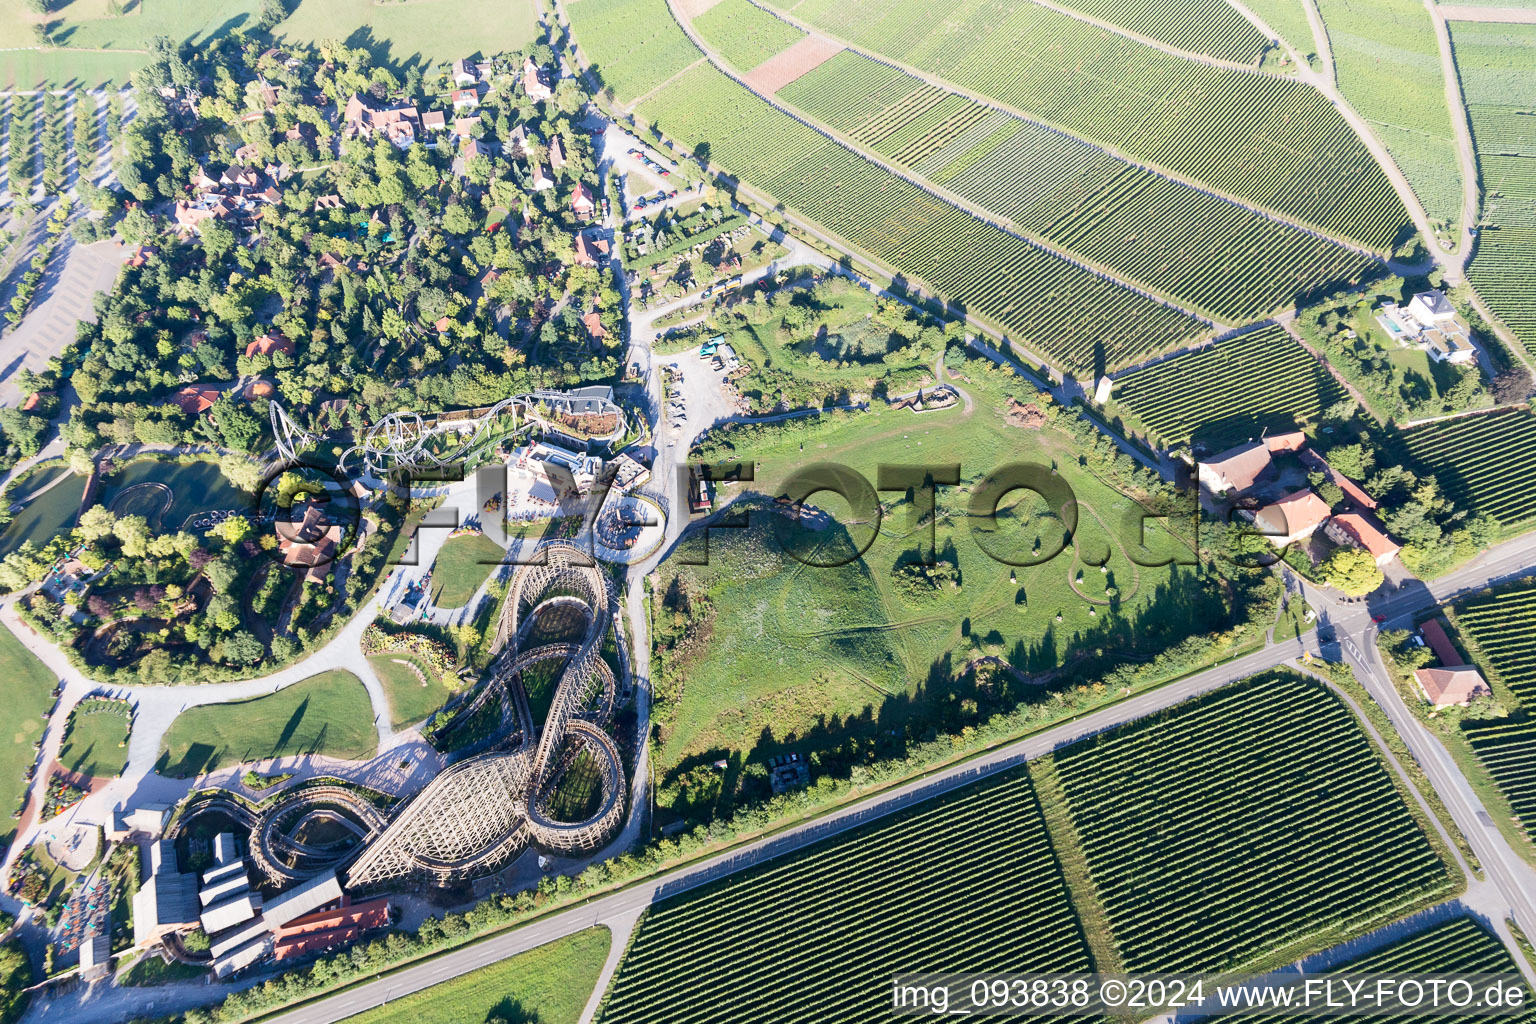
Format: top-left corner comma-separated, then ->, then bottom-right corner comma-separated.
361,624 -> 457,675
40,773 -> 86,820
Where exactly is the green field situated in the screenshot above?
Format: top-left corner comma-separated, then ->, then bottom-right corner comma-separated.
339,929 -> 610,1024
1316,0 -> 1461,229
652,354 -> 1233,815
0,624 -> 58,852
777,52 -> 1374,324
1109,325 -> 1350,449
157,670 -> 377,776
634,60 -> 1206,375
1400,408 -> 1536,527
1222,917 -> 1533,1024
597,768 -> 1093,1022
692,0 -> 805,71
56,699 -> 130,779
1036,0 -> 1269,62
368,653 -> 454,730
1050,672 -> 1454,972
1451,23 -> 1536,351
428,532 -> 504,609
1,0 -> 540,88
756,0 -> 1411,252
567,0 -> 704,104
1243,0 -> 1320,58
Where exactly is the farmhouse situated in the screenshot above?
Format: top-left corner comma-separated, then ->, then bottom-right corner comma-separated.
1324,512 -> 1401,567
1376,290 -> 1477,365
1253,489 -> 1332,547
1197,432 -> 1304,496
1413,667 -> 1491,708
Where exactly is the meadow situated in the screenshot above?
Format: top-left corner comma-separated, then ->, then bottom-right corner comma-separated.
1451,23 -> 1536,351
778,50 -> 1376,324
56,697 -> 130,778
0,624 -> 59,852
650,355 -> 1234,818
157,670 -> 377,776
1049,671 -> 1454,972
339,928 -> 610,1024
757,0 -> 1412,252
1400,408 -> 1536,527
1,0 -> 540,87
427,531 -> 503,609
1108,324 -> 1350,450
597,768 -> 1093,1023
369,653 -> 454,730
1314,0 -> 1461,230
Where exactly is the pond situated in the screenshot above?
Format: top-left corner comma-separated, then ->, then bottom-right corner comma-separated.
0,470 -> 86,558
97,459 -> 246,533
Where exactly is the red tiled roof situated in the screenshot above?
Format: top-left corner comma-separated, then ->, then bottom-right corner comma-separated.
173,386 -> 222,417
245,332 -> 293,358
1419,618 -> 1464,667
1414,667 -> 1490,707
1329,512 -> 1400,563
1255,489 -> 1331,540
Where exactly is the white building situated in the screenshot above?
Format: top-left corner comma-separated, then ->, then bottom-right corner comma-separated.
1376,290 -> 1478,365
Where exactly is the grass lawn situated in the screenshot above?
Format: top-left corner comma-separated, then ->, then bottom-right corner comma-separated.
651,353 -> 1239,819
0,624 -> 58,852
337,927 -> 609,1024
369,653 -> 454,730
156,670 -> 377,777
118,950 -> 209,987
428,532 -> 504,609
56,703 -> 130,779
2,0 -> 539,88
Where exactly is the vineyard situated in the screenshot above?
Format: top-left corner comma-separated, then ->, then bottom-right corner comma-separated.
1049,672 -> 1453,973
1453,581 -> 1536,704
1462,717 -> 1536,836
566,0 -> 703,104
1241,0 -> 1318,60
1451,24 -> 1536,350
596,768 -> 1093,1023
1400,409 -> 1536,526
1109,325 -> 1349,449
758,0 -> 1412,251
692,0 -> 806,71
1224,917 -> 1529,1024
635,61 -> 1205,374
1031,0 -> 1269,63
1315,0 -> 1460,227
778,50 -> 1376,324
1452,582 -> 1536,836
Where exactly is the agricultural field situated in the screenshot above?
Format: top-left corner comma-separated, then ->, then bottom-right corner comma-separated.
1451,23 -> 1536,350
156,670 -> 377,777
636,61 -> 1206,375
757,0 -> 1412,252
597,768 -> 1094,1023
567,0 -> 705,105
0,0 -> 541,88
1049,672 -> 1454,972
1315,0 -> 1462,230
1032,0 -> 1269,62
339,929 -> 610,1024
1222,917 -> 1531,1024
651,354 -> 1240,822
691,0 -> 806,71
1462,717 -> 1536,836
0,625 -> 59,852
56,699 -> 131,779
778,51 -> 1376,324
1242,0 -> 1321,61
1400,408 -> 1536,527
1108,325 -> 1350,450
1453,580 -> 1536,703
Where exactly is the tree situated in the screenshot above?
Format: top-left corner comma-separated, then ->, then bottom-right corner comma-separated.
209,515 -> 252,546
218,630 -> 265,665
1320,546 -> 1384,597
113,514 -> 152,558
78,505 -> 118,542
